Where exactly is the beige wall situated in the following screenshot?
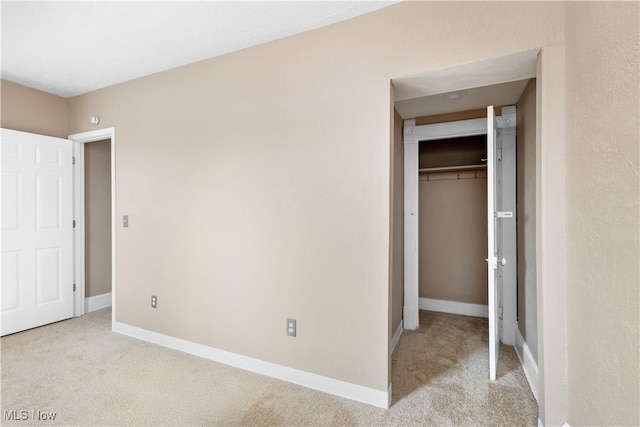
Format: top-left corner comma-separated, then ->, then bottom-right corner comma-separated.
391,108 -> 404,337
516,79 -> 537,361
419,171 -> 487,304
0,80 -> 68,138
565,2 -> 640,425
85,139 -> 112,298
535,44 -> 568,427
4,2 -> 637,421
66,2 -> 565,394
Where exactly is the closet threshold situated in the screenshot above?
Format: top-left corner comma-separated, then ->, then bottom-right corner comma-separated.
419,164 -> 487,173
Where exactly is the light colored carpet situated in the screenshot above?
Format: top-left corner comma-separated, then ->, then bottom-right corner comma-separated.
1,309 -> 537,426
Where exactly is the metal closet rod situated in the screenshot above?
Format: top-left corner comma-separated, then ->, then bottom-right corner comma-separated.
419,172 -> 486,182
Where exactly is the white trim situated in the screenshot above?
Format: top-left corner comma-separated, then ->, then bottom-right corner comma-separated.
419,298 -> 488,318
69,128 -> 116,324
515,326 -> 539,402
69,128 -> 116,144
391,320 -> 403,354
84,292 -> 112,313
72,142 -> 86,316
413,117 -> 487,141
113,321 -> 390,409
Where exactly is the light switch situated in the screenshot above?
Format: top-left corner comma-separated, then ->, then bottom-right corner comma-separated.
123,215 -> 129,227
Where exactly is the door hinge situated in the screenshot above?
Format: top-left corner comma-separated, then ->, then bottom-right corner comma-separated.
73,220 -> 76,228
73,156 -> 76,165
73,283 -> 76,292
497,148 -> 503,161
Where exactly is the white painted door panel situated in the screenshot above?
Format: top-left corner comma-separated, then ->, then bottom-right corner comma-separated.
403,120 -> 419,330
1,128 -> 74,336
487,106 -> 500,380
497,107 -> 517,346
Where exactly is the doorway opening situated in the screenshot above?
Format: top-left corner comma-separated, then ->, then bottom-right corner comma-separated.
83,138 -> 112,313
69,128 -> 116,322
389,46 -> 566,422
403,108 -> 517,382
389,49 -> 544,404
418,133 -> 489,318
393,79 -> 538,406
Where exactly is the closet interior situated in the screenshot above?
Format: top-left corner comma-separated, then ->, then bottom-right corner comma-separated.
418,134 -> 489,311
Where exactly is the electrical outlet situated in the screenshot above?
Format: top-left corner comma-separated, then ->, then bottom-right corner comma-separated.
151,295 -> 157,308
286,318 -> 296,337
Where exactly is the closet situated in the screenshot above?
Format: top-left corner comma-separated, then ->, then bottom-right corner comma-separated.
404,107 -> 517,380
418,135 -> 488,310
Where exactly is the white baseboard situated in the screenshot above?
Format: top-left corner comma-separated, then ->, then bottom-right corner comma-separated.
514,326 -> 538,401
85,292 -> 112,313
112,321 -> 389,409
419,297 -> 488,318
391,320 -> 403,354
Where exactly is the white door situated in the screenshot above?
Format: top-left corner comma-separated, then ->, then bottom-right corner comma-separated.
1,128 -> 74,336
403,120 -> 419,330
486,106 -> 501,380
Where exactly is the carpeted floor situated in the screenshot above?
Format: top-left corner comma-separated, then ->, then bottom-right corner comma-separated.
1,309 -> 538,426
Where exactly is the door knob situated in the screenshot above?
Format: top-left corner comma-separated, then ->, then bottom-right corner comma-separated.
501,258 -> 507,266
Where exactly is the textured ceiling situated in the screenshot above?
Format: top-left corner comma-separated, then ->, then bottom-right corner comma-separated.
1,1 -> 397,98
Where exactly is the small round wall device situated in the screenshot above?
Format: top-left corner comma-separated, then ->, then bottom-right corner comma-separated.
90,116 -> 100,125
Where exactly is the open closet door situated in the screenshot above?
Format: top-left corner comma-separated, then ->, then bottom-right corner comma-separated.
1,129 -> 74,336
486,106 -> 500,380
403,119 -> 419,330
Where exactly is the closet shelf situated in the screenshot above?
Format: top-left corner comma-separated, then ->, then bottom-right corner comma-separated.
419,164 -> 487,173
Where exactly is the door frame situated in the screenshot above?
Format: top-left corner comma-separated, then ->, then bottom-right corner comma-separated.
68,128 -> 116,322
394,47 -> 567,424
402,112 -> 517,346
403,117 -> 488,330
